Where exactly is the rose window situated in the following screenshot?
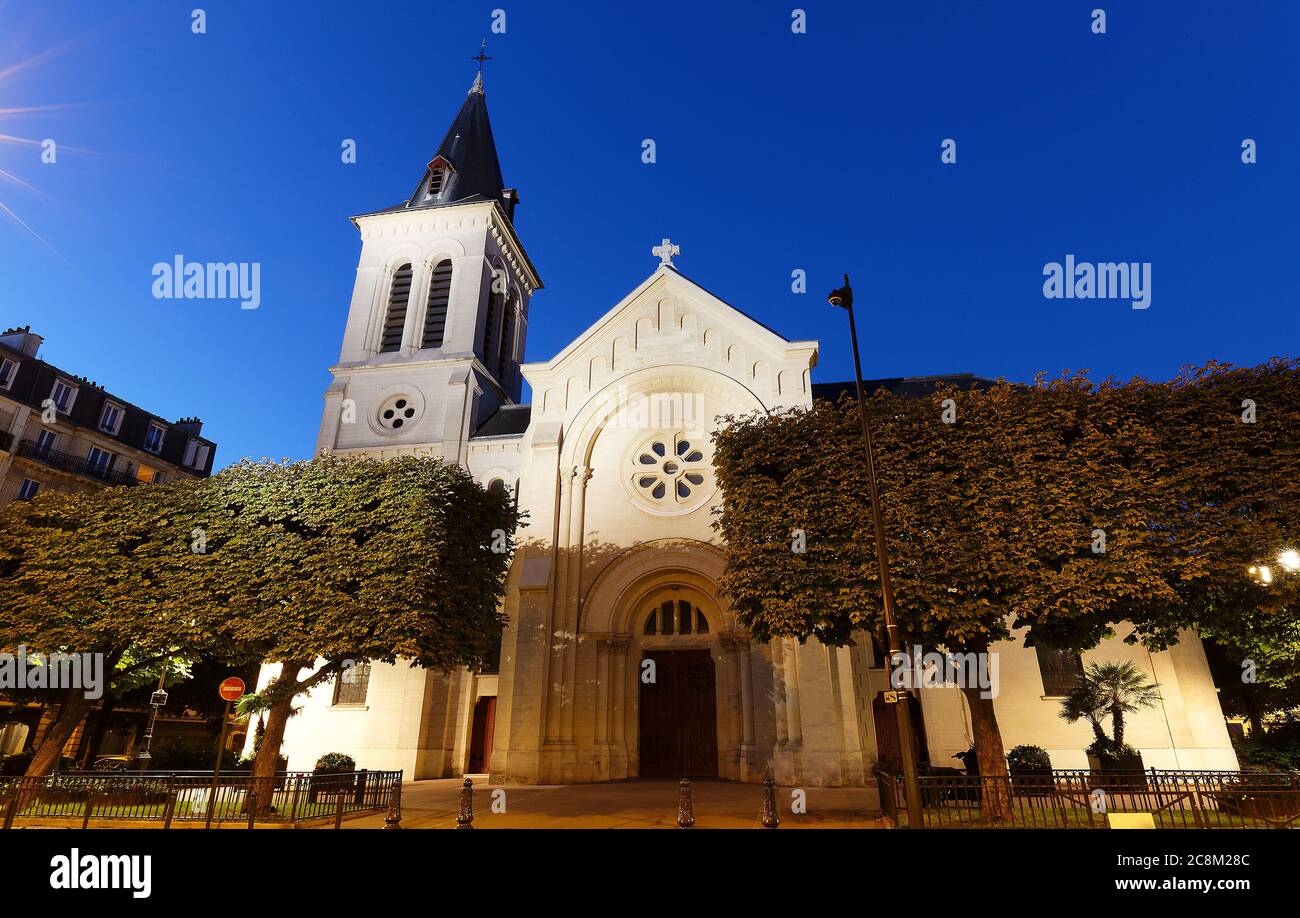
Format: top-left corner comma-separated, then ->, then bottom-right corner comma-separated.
631,431 -> 711,508
378,395 -> 419,431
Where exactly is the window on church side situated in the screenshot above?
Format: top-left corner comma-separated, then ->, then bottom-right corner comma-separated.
1035,645 -> 1085,697
380,264 -> 413,352
427,167 -> 445,197
482,284 -> 503,368
333,661 -> 372,706
422,260 -> 453,349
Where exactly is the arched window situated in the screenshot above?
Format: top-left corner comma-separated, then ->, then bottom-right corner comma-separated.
422,260 -> 453,349
643,600 -> 709,636
487,478 -> 507,497
380,263 -> 413,352
482,283 -> 503,368
495,292 -> 515,384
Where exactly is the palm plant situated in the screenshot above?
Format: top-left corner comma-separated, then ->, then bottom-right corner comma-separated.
1058,660 -> 1161,751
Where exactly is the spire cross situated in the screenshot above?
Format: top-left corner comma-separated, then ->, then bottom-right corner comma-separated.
471,37 -> 492,73
652,238 -> 681,267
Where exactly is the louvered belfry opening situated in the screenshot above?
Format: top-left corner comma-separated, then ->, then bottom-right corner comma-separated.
495,291 -> 514,383
482,283 -> 502,368
422,260 -> 453,349
380,264 -> 413,352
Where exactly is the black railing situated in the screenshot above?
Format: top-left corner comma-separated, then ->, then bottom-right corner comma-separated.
16,440 -> 138,487
0,429 -> 13,453
874,765 -> 1300,828
0,770 -> 401,827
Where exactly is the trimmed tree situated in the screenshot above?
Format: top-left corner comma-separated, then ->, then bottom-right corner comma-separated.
0,479 -> 222,776
713,373 -> 1202,821
188,455 -> 519,811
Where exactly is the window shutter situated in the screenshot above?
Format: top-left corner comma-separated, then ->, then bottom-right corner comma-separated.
422,260 -> 453,349
380,264 -> 413,352
496,293 -> 515,383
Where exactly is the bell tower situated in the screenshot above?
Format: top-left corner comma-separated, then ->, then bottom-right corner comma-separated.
318,65 -> 541,466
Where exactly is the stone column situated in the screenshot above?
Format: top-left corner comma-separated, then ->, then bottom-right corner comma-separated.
595,638 -> 612,745
543,467 -> 575,745
610,636 -> 631,778
559,466 -> 592,749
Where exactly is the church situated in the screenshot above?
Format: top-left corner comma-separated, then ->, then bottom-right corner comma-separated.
251,71 -> 1238,786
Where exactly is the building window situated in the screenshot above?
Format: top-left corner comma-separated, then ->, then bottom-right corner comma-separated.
143,422 -> 166,454
17,479 -> 39,500
1035,645 -> 1085,697
644,601 -> 709,636
631,432 -> 710,508
421,260 -> 453,349
427,167 -> 446,197
377,394 -> 419,432
0,357 -> 15,390
99,401 -> 124,435
495,293 -> 515,384
50,379 -> 77,413
181,438 -> 211,470
86,446 -> 116,477
332,661 -> 371,706
481,280 -> 503,367
34,429 -> 56,454
380,263 -> 413,352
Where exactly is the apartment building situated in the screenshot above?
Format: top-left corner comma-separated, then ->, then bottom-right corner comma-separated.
0,326 -> 216,507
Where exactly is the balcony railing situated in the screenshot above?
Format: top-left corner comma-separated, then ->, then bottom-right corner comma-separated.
16,440 -> 138,487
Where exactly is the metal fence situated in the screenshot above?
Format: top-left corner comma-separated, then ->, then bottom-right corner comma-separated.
0,770 -> 401,828
875,766 -> 1300,828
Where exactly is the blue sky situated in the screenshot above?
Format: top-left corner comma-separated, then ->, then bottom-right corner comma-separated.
0,1 -> 1295,469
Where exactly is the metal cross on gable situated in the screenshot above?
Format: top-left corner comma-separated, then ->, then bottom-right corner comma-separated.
652,238 -> 681,267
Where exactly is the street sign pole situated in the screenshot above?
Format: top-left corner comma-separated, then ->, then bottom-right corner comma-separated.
206,677 -> 246,828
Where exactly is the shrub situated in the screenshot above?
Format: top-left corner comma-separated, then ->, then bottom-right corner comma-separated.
1006,745 -> 1052,770
314,752 -> 356,774
1086,737 -> 1139,759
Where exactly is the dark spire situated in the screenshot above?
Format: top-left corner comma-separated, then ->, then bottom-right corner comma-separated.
406,42 -> 516,218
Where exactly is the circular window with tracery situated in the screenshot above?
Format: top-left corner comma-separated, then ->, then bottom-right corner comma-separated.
626,430 -> 714,515
377,394 -> 420,432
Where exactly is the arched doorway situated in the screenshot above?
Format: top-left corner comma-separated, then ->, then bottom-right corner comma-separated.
636,594 -> 719,778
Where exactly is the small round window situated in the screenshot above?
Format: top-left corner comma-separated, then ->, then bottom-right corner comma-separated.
378,394 -> 419,431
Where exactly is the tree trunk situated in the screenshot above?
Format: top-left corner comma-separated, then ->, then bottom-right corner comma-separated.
24,689 -> 94,777
960,685 -> 1012,822
1112,706 -> 1125,749
78,696 -> 116,768
249,661 -> 305,818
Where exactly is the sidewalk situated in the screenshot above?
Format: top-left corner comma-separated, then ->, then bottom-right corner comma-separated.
341,778 -> 885,829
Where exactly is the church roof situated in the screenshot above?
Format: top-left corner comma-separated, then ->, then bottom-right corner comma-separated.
357,73 -> 512,220
472,403 -> 532,438
812,374 -> 998,402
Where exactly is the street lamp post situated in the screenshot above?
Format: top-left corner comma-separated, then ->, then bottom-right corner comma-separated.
827,274 -> 925,828
133,665 -> 169,772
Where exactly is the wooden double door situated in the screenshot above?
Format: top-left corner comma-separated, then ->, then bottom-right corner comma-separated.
638,650 -> 719,778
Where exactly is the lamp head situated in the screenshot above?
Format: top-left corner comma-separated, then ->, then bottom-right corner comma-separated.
827,273 -> 853,309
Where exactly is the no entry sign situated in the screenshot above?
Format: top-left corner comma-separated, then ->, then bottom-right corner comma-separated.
218,677 -> 246,702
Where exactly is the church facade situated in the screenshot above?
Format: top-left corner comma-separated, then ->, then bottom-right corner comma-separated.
252,75 -> 1238,785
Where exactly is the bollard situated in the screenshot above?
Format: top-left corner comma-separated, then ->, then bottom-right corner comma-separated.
246,788 -> 257,829
383,778 -> 403,830
162,789 -> 178,830
457,777 -> 474,829
81,792 -> 96,830
1,789 -> 16,830
677,778 -> 695,828
334,795 -> 346,829
760,776 -> 781,829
